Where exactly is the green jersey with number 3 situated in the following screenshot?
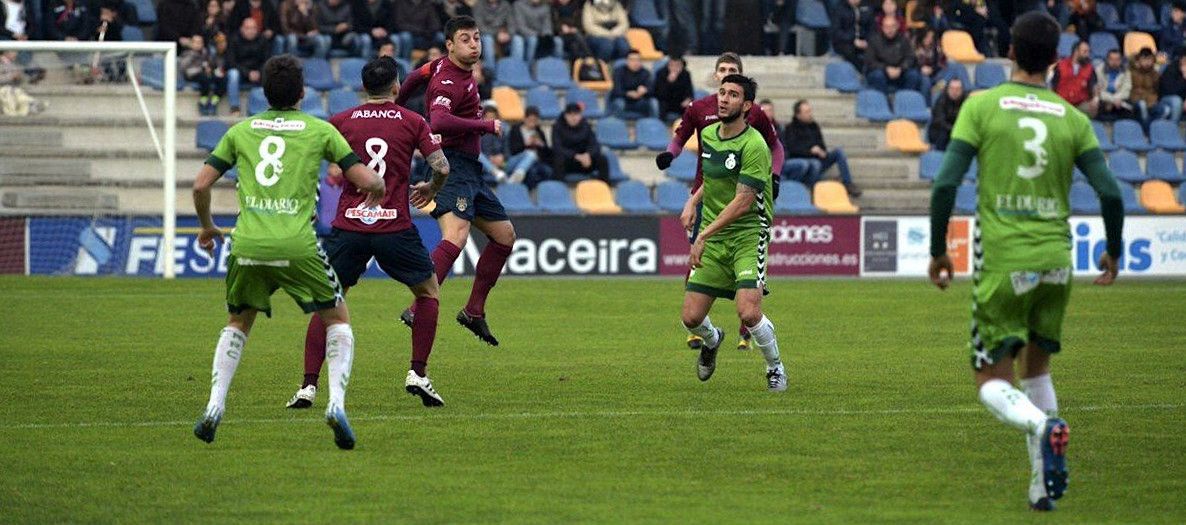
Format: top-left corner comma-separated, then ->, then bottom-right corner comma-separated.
950,82 -> 1099,272
207,109 -> 359,260
699,123 -> 773,238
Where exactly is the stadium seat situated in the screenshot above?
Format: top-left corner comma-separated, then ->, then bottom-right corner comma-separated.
1069,181 -> 1101,214
327,89 -> 359,115
813,181 -> 858,214
939,62 -> 971,89
1162,2 -> 1175,25
572,57 -> 614,93
626,28 -> 663,61
1120,181 -> 1146,214
495,58 -> 536,89
603,148 -> 629,183
596,117 -> 637,149
795,0 -> 831,29
941,30 -> 985,64
566,87 -> 606,119
1124,2 -> 1161,33
534,57 -> 574,89
492,86 -> 526,122
636,118 -> 670,151
1139,179 -> 1186,213
965,157 -> 978,183
1123,31 -> 1156,58
337,58 -> 366,91
918,150 -> 944,181
1057,33 -> 1078,58
1093,121 -> 1118,152
1097,2 -> 1128,32
774,181 -> 818,214
666,151 -> 697,181
1108,150 -> 1149,183
525,86 -> 562,120
973,63 -> 1006,90
671,118 -> 697,152
954,183 -> 977,214
536,180 -> 581,214
615,180 -> 659,213
904,0 -> 926,30
575,179 -> 623,214
303,59 -> 339,91
196,121 -> 229,151
247,87 -> 268,115
301,90 -> 328,119
1149,120 -> 1186,151
892,90 -> 930,123
496,182 -> 538,214
317,177 -> 342,236
886,119 -> 930,153
856,90 -> 894,122
1089,32 -> 1120,61
629,0 -> 668,31
1113,119 -> 1154,152
120,25 -> 144,41
824,61 -> 862,93
1146,150 -> 1186,183
127,0 -> 156,25
656,180 -> 690,212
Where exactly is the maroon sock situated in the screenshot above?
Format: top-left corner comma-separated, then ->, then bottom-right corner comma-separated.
411,296 -> 439,376
410,240 -> 463,315
464,240 -> 513,318
303,313 -> 327,387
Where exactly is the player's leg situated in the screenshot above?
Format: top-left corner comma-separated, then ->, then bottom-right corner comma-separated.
1020,271 -> 1073,508
685,242 -> 734,381
733,229 -> 785,392
685,200 -> 706,351
455,187 -> 516,346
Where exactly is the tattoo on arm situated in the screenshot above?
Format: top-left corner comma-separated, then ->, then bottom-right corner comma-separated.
427,150 -> 450,187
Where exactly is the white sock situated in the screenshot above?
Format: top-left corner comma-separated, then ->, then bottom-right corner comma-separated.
325,323 -> 354,413
1020,373 -> 1058,502
747,315 -> 781,369
205,327 -> 246,416
978,379 -> 1048,435
685,316 -> 720,348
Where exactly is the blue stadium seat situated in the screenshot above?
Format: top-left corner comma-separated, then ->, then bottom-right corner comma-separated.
629,0 -> 667,30
525,86 -> 562,120
1093,121 -> 1118,152
615,180 -> 659,212
327,89 -> 359,116
1073,166 -> 1087,182
565,87 -> 606,119
137,57 -> 181,91
954,183 -> 977,214
126,0 -> 156,24
1162,3 -> 1175,26
965,157 -> 979,183
1057,33 -> 1079,58
795,0 -> 830,29
666,151 -> 696,181
892,90 -> 930,123
656,180 -> 690,212
303,58 -> 339,91
495,58 -> 536,89
1112,119 -> 1154,152
247,87 -> 269,115
1108,150 -> 1149,183
940,62 -> 971,88
1069,181 -> 1101,214
974,63 -> 1006,89
302,90 -> 328,119
534,57 -> 574,89
636,117 -> 670,151
694,88 -> 709,99
196,121 -> 229,151
1125,2 -> 1161,33
856,90 -> 894,122
337,58 -> 366,91
774,181 -> 818,214
918,150 -> 944,181
824,61 -> 862,93
1089,32 -> 1119,61
1146,150 -> 1186,183
603,148 -> 629,183
317,177 -> 341,236
121,25 -> 144,41
596,117 -> 637,149
1149,120 -> 1186,151
1097,2 -> 1128,32
536,181 -> 580,214
1121,181 -> 1145,214
496,182 -> 538,213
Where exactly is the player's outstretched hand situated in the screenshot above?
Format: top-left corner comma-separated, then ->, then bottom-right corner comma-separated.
197,226 -> 224,255
689,239 -> 705,269
1094,252 -> 1119,286
326,163 -> 344,187
655,151 -> 674,170
409,181 -> 437,209
680,202 -> 697,233
928,255 -> 954,290
362,184 -> 386,209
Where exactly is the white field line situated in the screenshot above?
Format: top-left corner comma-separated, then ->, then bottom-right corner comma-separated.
6,403 -> 1183,431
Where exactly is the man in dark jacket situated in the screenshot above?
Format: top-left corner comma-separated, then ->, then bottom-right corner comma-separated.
507,105 -> 553,187
783,100 -> 861,196
609,49 -> 658,119
865,15 -> 924,94
832,0 -> 871,72
1158,54 -> 1186,123
552,102 -> 611,182
353,0 -> 395,58
318,0 -> 369,56
928,78 -> 965,151
653,55 -> 693,122
393,0 -> 442,59
226,17 -> 271,115
156,0 -> 203,46
229,0 -> 283,52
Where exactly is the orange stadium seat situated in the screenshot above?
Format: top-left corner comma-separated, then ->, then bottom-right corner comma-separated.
1123,31 -> 1156,57
671,118 -> 698,152
575,180 -> 623,214
1138,180 -> 1186,213
942,30 -> 985,64
905,1 -> 926,30
813,180 -> 859,214
886,119 -> 930,153
573,57 -> 613,93
626,28 -> 664,61
491,86 -> 525,123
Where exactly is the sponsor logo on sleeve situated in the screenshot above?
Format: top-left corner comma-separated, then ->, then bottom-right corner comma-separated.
432,96 -> 452,109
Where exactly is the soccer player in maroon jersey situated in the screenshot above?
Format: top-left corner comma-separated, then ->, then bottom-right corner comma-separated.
396,16 -> 514,347
655,53 -> 785,352
287,57 -> 453,409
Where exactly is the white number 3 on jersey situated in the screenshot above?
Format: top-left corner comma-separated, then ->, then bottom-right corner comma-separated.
1016,117 -> 1048,180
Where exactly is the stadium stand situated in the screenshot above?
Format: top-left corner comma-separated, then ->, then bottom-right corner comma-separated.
596,117 -> 637,149
813,181 -> 859,214
196,121 -> 229,152
1089,32 -> 1120,60
121,26 -> 145,42
575,180 -> 623,214
629,0 -> 668,32
247,87 -> 269,115
1057,33 -> 1078,58
774,181 -> 818,214
1093,121 -> 1118,152
1146,150 -> 1186,184
536,181 -> 581,214
856,90 -> 894,122
1069,181 -> 1102,214
572,58 -> 614,92
491,87 -> 526,122
1149,121 -> 1186,151
656,180 -> 690,212
316,178 -> 341,235
918,151 -> 943,181
1098,2 -> 1128,32
301,91 -> 328,120
886,120 -> 929,153
1109,150 -> 1149,184
973,63 -> 1006,90
824,61 -> 863,93
525,86 -> 563,119
566,87 -> 607,119
615,180 -> 660,213
1125,3 -> 1161,33
626,28 -> 664,61
1120,182 -> 1146,214
496,183 -> 539,214
941,30 -> 985,64
965,158 -> 979,183
1140,180 -> 1186,213
603,149 -> 630,183
337,58 -> 366,91
127,0 -> 157,25
328,89 -> 360,115
495,58 -> 536,89
303,59 -> 339,92
534,57 -> 574,89
1123,31 -> 1156,57
954,183 -> 977,214
666,151 -> 697,182
1112,119 -> 1154,152
636,118 -> 671,151
892,90 -> 930,123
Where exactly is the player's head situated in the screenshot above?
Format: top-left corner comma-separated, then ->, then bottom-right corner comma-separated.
445,16 -> 481,66
793,99 -> 812,123
713,52 -> 742,84
1008,11 -> 1061,75
362,56 -> 400,98
262,55 -> 304,110
717,74 -> 756,123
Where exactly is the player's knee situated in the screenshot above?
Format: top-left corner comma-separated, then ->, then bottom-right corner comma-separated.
681,310 -> 705,329
412,278 -> 439,300
737,308 -> 762,328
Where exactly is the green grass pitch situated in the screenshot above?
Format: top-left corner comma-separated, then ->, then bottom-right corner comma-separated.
1,276 -> 1183,523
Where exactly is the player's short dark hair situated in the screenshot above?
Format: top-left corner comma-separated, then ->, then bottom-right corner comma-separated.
445,16 -> 478,41
720,74 -> 756,103
715,52 -> 743,73
1010,11 -> 1061,74
262,54 -> 304,109
362,57 -> 399,97
525,105 -> 540,118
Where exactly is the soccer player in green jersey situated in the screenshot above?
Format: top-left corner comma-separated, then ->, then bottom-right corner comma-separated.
928,12 -> 1124,511
680,74 -> 786,392
190,55 -> 385,450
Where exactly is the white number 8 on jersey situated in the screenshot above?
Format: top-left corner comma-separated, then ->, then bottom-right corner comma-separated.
255,136 -> 286,186
365,137 -> 388,179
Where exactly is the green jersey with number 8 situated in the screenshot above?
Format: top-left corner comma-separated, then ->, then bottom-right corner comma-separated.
207,109 -> 360,260
950,82 -> 1100,272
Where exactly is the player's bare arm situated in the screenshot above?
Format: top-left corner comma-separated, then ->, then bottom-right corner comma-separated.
690,183 -> 757,268
410,150 -> 451,209
680,187 -> 703,232
342,163 -> 385,208
192,164 -> 225,254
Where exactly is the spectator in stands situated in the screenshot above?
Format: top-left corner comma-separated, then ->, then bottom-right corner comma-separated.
1067,0 -> 1104,42
865,16 -> 926,95
873,0 -> 906,36
392,0 -> 441,60
317,0 -> 369,57
472,58 -> 493,101
554,0 -> 590,58
948,0 -> 989,55
92,0 -> 126,42
201,0 -> 227,44
723,0 -> 763,56
783,100 -> 862,196
1158,54 -> 1186,123
507,105 -> 553,187
473,0 -> 517,61
227,17 -> 270,115
0,51 -> 46,115
552,102 -> 611,182
1160,1 -> 1186,59
511,0 -> 558,61
229,0 -> 282,53
1096,49 -> 1132,121
377,39 -> 394,57
914,28 -> 945,92
610,49 -> 658,119
667,0 -> 698,56
353,0 -> 396,58
766,0 -> 795,56
916,0 -> 950,34
280,0 -> 329,58
479,105 -> 512,182
928,78 -> 965,151
1129,47 -> 1163,125
832,0 -> 872,71
156,0 -> 203,47
653,54 -> 694,122
437,0 -> 471,19
582,0 -> 629,61
181,34 -> 226,115
46,0 -> 92,41
1051,39 -> 1098,118
759,98 -> 778,128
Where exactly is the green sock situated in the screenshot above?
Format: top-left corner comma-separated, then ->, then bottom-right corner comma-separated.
199,96 -> 209,105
